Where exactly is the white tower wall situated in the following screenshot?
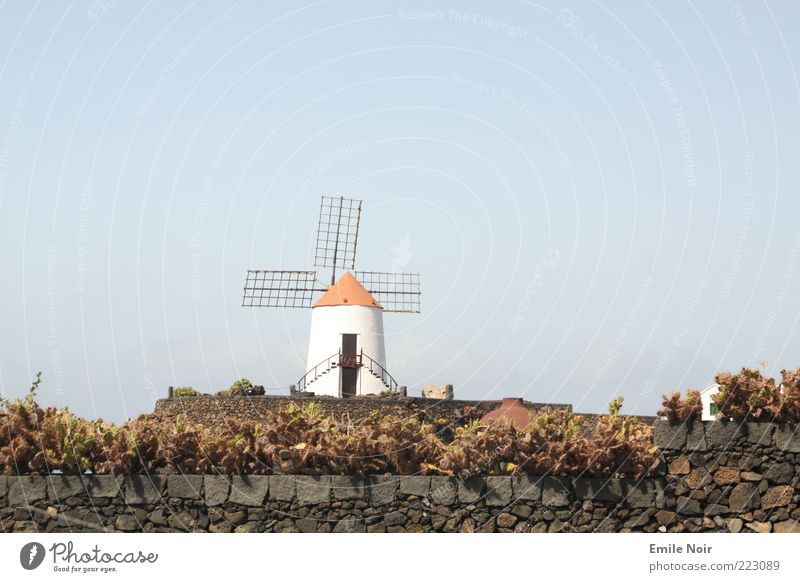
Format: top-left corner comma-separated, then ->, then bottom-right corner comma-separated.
304,304 -> 388,397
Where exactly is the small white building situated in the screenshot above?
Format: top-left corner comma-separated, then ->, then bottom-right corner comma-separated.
700,384 -> 721,421
302,272 -> 393,397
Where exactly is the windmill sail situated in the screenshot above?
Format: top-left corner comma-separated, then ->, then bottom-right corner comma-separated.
314,196 -> 362,280
242,270 -> 321,308
355,271 -> 421,313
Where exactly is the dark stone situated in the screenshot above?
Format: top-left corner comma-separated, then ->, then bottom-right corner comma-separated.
332,517 -> 365,533
457,476 -> 484,503
655,510 -> 676,525
114,515 -> 140,532
706,490 -> 727,505
87,475 -> 123,498
624,511 -> 652,528
764,462 -> 794,485
384,511 -> 407,526
511,504 -> 533,519
13,507 -> 32,521
148,509 -> 168,526
398,476 -> 430,498
573,478 -> 624,502
685,423 -> 707,451
429,477 -> 457,505
229,475 -> 269,505
729,482 -> 761,512
773,424 -> 800,453
222,510 -> 247,525
653,421 -> 687,449
593,518 -> 621,532
166,474 -> 203,499
485,477 -> 513,507
124,475 -> 164,505
746,423 -> 774,446
366,475 -> 399,506
541,477 -> 570,507
296,518 -> 317,533
331,475 -> 364,500
704,504 -> 728,516
626,480 -> 663,509
13,521 -> 38,533
9,476 -> 48,506
687,452 -> 706,466
203,475 -> 230,506
296,476 -> 331,505
168,511 -> 196,530
496,512 -> 517,528
705,421 -> 744,450
275,518 -> 298,533
676,496 -> 702,515
0,476 -> 6,499
512,474 -> 542,502
47,475 -> 87,502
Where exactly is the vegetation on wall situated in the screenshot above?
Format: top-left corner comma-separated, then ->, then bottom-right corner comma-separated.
172,387 -> 202,398
658,367 -> 800,423
216,378 -> 265,397
658,390 -> 702,424
0,375 -> 657,478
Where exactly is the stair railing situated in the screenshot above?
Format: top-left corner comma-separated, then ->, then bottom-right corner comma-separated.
296,352 -> 339,392
360,350 -> 399,392
296,350 -> 399,393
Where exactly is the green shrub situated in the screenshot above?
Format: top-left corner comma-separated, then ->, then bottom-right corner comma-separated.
218,378 -> 256,397
173,386 -> 201,398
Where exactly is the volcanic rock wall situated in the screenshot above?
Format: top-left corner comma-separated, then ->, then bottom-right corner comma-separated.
1,421 -> 798,533
152,395 -> 571,425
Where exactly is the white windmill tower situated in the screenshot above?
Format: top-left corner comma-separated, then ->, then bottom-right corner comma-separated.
242,196 -> 421,397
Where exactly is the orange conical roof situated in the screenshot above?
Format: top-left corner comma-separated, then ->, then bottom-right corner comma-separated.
313,272 -> 383,309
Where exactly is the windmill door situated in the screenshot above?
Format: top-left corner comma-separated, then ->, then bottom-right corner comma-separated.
340,334 -> 358,398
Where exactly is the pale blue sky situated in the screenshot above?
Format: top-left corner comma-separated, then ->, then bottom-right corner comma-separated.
1,1 -> 799,422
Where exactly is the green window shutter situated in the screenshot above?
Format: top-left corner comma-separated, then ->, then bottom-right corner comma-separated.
709,403 -> 718,416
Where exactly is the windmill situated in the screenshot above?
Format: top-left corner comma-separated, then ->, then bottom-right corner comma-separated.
242,195 -> 421,398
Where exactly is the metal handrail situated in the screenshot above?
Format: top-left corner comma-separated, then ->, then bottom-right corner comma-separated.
360,350 -> 398,392
296,350 -> 399,393
297,352 -> 339,392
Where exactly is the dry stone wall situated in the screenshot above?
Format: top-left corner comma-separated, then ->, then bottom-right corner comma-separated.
152,395 -> 570,425
652,420 -> 800,533
1,420 -> 798,533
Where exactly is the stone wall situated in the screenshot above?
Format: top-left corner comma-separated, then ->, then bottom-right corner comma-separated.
1,420 -> 798,533
0,473 -> 665,533
152,395 -> 572,426
652,420 -> 800,533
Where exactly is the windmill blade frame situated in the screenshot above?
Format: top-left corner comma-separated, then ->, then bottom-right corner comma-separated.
314,195 -> 362,283
355,270 -> 422,313
242,269 -> 323,308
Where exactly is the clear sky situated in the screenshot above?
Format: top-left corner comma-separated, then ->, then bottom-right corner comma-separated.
1,1 -> 799,423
